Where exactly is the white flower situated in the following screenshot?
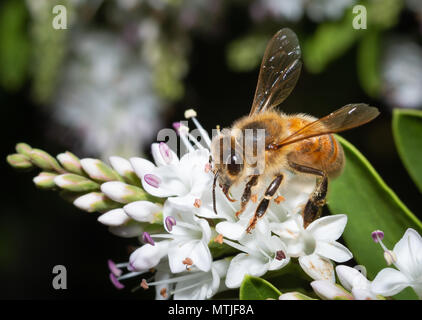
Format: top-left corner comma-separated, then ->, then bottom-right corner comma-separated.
148,259 -> 230,300
224,228 -> 290,288
371,228 -> 422,299
139,202 -> 212,274
109,258 -> 230,300
272,214 -> 352,282
336,265 -> 379,300
131,144 -> 212,212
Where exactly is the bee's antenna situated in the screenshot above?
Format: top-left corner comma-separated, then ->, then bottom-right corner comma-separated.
212,170 -> 219,215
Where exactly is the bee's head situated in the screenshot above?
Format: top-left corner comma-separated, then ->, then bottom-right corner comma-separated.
210,128 -> 245,203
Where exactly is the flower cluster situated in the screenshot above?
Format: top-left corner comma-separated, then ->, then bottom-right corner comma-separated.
7,110 -> 422,300
101,110 -> 353,299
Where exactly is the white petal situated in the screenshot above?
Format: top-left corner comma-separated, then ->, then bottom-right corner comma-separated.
151,143 -> 179,167
299,254 -> 335,282
168,240 -> 212,273
216,221 -> 246,241
315,241 -> 353,263
307,214 -> 347,241
336,265 -> 370,291
129,241 -> 169,271
352,288 -> 378,300
130,157 -> 155,179
393,228 -> 422,279
225,253 -> 268,288
371,268 -> 410,297
311,280 -> 353,300
124,201 -> 162,223
97,208 -> 130,226
109,156 -> 134,176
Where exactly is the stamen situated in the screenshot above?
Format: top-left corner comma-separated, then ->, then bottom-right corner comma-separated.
144,174 -> 161,188
183,257 -> 193,270
108,259 -> 123,277
184,109 -> 211,147
371,230 -> 384,243
214,234 -> 223,244
165,216 -> 177,232
160,287 -> 168,298
174,122 -> 195,152
110,273 -> 125,289
371,230 -> 399,268
159,142 -> 172,164
276,250 -> 286,261
194,199 -> 202,208
142,232 -> 155,246
117,271 -> 143,281
169,278 -> 211,296
141,279 -> 149,290
223,239 -> 254,255
146,272 -> 204,286
205,163 -> 211,173
384,250 -> 397,266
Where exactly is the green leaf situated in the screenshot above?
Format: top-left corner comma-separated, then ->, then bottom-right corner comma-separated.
239,275 -> 281,300
392,109 -> 422,192
328,135 -> 422,299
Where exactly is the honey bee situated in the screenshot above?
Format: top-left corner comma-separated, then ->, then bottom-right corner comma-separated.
210,28 -> 379,233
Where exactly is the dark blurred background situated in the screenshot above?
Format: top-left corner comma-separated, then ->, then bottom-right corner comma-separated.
1,0 -> 421,299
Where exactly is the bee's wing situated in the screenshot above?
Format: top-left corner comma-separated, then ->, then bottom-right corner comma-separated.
277,104 -> 380,147
249,28 -> 302,116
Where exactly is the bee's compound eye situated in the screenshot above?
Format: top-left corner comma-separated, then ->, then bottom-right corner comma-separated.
226,153 -> 242,176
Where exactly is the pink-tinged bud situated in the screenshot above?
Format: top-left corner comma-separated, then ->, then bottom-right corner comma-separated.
165,216 -> 176,232
144,174 -> 161,188
57,152 -> 84,175
371,230 -> 384,243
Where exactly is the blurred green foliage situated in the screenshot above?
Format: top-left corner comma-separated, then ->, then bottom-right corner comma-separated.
0,0 -> 30,91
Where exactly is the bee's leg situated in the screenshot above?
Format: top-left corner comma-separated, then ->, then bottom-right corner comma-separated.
236,175 -> 259,218
288,162 -> 328,229
246,174 -> 284,233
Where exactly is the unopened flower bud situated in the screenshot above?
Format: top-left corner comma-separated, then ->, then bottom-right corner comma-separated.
80,158 -> 123,182
7,153 -> 33,170
57,152 -> 84,175
29,149 -> 64,173
101,181 -> 148,204
311,280 -> 353,300
73,192 -> 120,213
33,172 -> 57,189
15,143 -> 32,157
98,208 -> 130,226
54,173 -> 99,192
109,156 -> 141,186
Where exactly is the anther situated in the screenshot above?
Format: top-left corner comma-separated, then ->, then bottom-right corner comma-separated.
142,232 -> 155,246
